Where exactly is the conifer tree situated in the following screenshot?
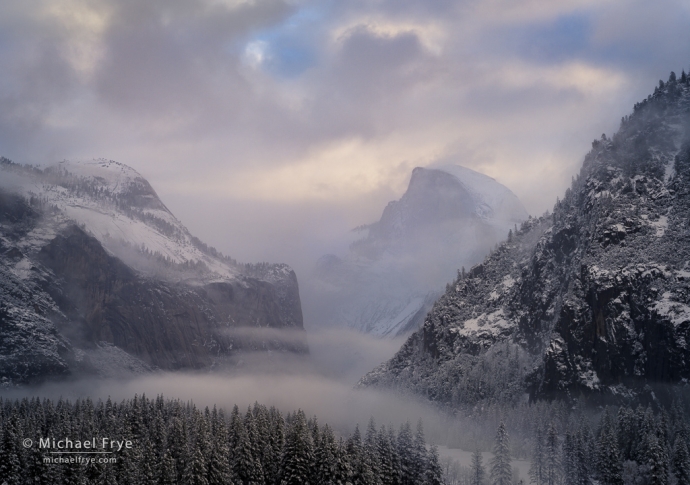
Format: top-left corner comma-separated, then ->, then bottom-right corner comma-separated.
280,410 -> 313,485
425,445 -> 444,485
397,422 -> 416,485
647,434 -> 668,485
315,423 -> 338,485
184,446 -> 210,485
414,420 -> 428,484
234,415 -> 264,485
597,411 -> 623,485
545,423 -> 560,485
365,418 -> 383,485
207,409 -> 233,485
160,451 -> 178,485
388,426 -> 403,485
490,422 -> 512,485
376,427 -> 395,485
0,411 -> 23,485
672,437 -> 690,484
529,426 -> 545,485
561,432 -> 574,485
470,447 -> 486,485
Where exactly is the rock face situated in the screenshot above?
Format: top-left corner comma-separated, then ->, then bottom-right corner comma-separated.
360,73 -> 690,405
0,159 -> 305,385
309,165 -> 527,337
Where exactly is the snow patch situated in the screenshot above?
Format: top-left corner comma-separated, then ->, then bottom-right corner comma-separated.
653,292 -> 690,326
649,216 -> 668,237
458,309 -> 512,337
501,275 -> 516,289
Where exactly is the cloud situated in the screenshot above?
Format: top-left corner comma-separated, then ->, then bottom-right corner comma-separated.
1,0 -> 690,284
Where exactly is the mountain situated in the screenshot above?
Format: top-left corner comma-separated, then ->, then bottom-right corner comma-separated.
0,159 -> 305,385
308,164 -> 527,337
359,72 -> 690,406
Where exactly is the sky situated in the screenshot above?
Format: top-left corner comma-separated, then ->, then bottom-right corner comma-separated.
2,0 -> 690,271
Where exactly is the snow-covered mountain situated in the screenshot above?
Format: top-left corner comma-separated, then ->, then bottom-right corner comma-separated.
308,164 -> 527,337
0,158 -> 305,385
359,71 -> 690,406
1,159 -> 242,280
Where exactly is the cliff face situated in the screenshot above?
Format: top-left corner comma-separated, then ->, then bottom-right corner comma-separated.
309,165 -> 527,337
360,73 -> 690,406
0,160 -> 305,385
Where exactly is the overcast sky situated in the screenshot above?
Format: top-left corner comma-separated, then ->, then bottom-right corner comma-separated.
2,0 -> 690,269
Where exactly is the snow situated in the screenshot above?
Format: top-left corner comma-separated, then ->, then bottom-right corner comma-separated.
502,275 -> 516,289
0,159 -> 240,281
676,269 -> 690,281
369,296 -> 428,337
664,158 -> 676,182
431,164 -> 528,223
653,292 -> 690,326
649,215 -> 668,237
458,309 -> 511,337
55,159 -> 146,195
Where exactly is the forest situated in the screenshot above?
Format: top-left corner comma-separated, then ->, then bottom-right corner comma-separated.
2,393 -> 690,484
0,394 -> 444,485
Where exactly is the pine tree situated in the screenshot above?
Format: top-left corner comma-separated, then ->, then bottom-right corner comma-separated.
267,406 -> 285,485
0,411 -> 23,485
315,424 -> 339,485
280,410 -> 313,485
529,426 -> 545,485
545,423 -> 560,485
207,409 -> 233,485
376,427 -> 395,485
672,437 -> 690,485
413,420 -> 428,484
388,426 -> 403,485
168,416 -> 190,483
647,434 -> 668,485
597,412 -> 623,485
561,432 -> 575,485
160,451 -> 178,485
397,422 -> 416,485
233,415 -> 263,485
470,447 -> 486,485
490,422 -> 512,485
365,418 -> 383,485
425,445 -> 444,485
183,447 -> 210,485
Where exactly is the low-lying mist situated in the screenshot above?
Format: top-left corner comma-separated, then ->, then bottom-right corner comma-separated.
4,330 -> 454,445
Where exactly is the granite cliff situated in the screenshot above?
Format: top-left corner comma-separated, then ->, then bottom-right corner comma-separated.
0,159 -> 305,385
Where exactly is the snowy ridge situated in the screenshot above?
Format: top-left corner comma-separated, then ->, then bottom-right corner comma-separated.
432,164 -> 527,224
0,158 -> 240,282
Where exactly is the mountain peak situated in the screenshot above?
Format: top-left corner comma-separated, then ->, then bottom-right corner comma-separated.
369,164 -> 527,244
49,158 -> 170,213
309,164 -> 528,337
359,73 -> 690,405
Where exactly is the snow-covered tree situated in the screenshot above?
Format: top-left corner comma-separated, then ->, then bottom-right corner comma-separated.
470,447 -> 486,485
490,422 -> 512,485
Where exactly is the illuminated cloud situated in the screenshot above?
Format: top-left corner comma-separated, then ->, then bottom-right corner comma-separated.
1,0 -> 689,270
